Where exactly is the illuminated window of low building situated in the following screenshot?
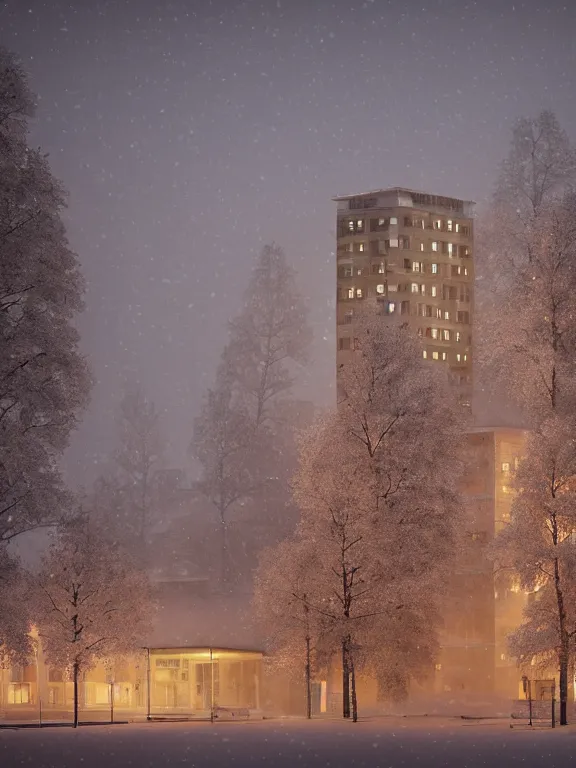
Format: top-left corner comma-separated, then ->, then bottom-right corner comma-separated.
347,288 -> 354,299
423,350 -> 428,359
432,351 -> 439,360
356,288 -> 363,298
376,284 -> 385,294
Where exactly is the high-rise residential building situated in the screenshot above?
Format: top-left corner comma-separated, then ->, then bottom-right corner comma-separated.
334,187 -> 475,404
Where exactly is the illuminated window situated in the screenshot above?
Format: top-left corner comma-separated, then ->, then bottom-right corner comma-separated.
502,485 -> 511,494
423,350 -> 428,359
443,329 -> 450,341
447,243 -> 453,256
444,311 -> 450,320
347,288 -> 354,299
431,328 -> 439,340
420,242 -> 425,252
420,284 -> 426,295
411,283 -> 419,293
356,288 -> 363,299
390,216 -> 397,225
358,242 -> 365,252
455,223 -> 460,233
378,218 -> 386,226
8,684 -> 30,705
501,462 -> 510,472
433,219 -> 442,230
464,354 -> 467,361
464,267 -> 468,275
378,262 -> 385,273
389,238 -> 399,248
435,663 -> 442,671
432,351 -> 439,360
348,220 -> 354,231
376,284 -> 385,294
431,285 -> 437,297
447,220 -> 453,232
387,301 -> 396,314
412,261 -> 420,272
442,352 -> 447,360
432,263 -> 438,274
456,331 -> 461,342
456,353 -> 461,362
500,654 -> 506,661
432,241 -> 438,252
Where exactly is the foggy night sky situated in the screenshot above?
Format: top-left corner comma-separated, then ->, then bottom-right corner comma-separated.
1,0 -> 575,483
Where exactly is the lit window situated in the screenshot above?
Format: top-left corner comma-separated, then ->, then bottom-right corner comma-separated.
456,331 -> 461,342
431,328 -> 439,340
443,329 -> 450,341
442,352 -> 447,361
423,350 -> 428,359
447,243 -> 453,256
389,238 -> 399,247
378,262 -> 385,273
444,311 -> 450,320
376,284 -> 385,294
433,219 -> 441,230
356,268 -> 362,276
411,283 -> 419,293
347,288 -> 354,299
420,242 -> 425,252
464,354 -> 467,361
348,221 -> 354,231
387,301 -> 396,313
432,241 -> 438,252
420,284 -> 426,295
412,262 -> 420,272
390,217 -> 397,225
432,351 -> 439,360
432,263 -> 438,274
356,288 -> 363,298
456,354 -> 461,362
388,284 -> 398,291
500,654 -> 506,661
357,219 -> 362,227
378,218 -> 386,226
447,220 -> 453,232
435,663 -> 442,671
431,286 -> 437,297
359,242 -> 365,252
464,268 -> 468,275
501,462 -> 510,472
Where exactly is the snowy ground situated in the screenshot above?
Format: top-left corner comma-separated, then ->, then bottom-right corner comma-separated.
2,717 -> 576,768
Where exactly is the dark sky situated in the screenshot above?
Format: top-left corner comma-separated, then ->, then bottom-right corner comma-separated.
1,0 -> 575,482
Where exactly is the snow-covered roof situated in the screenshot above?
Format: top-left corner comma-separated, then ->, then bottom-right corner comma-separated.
332,186 -> 475,204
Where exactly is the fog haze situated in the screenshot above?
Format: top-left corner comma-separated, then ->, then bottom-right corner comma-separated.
2,0 -> 574,479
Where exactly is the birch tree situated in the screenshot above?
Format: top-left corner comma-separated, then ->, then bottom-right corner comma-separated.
32,517 -> 153,726
192,244 -> 311,583
0,48 -> 90,544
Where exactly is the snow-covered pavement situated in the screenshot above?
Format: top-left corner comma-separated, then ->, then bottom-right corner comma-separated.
2,717 -> 576,767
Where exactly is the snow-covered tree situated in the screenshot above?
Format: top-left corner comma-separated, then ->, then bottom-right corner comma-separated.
32,517 -> 153,726
0,48 -> 90,544
253,537 -> 323,719
494,417 -> 576,726
0,547 -> 31,663
486,194 -> 576,725
191,243 -> 311,584
257,309 -> 463,720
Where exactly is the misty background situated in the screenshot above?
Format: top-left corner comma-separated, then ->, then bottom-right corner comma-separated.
1,0 -> 574,483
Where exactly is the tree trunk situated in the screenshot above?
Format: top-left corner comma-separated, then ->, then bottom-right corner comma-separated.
553,553 -> 569,725
342,640 -> 350,719
305,634 -> 312,719
73,661 -> 79,728
350,655 -> 358,723
220,512 -> 228,584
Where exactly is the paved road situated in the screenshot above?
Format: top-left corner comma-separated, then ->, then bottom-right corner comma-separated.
1,717 -> 576,767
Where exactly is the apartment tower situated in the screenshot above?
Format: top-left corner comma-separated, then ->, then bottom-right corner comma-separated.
334,187 -> 475,403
